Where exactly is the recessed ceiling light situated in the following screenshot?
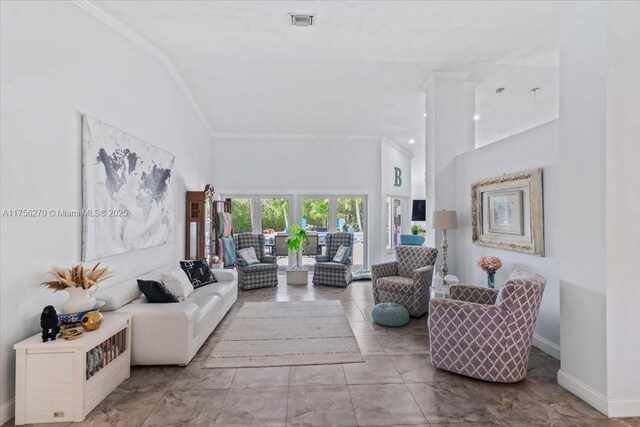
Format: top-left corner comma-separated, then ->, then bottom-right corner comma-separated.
289,14 -> 315,27
423,112 -> 428,117
473,115 -> 480,121
409,139 -> 416,144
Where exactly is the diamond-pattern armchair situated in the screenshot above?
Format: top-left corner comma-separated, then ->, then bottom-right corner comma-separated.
371,246 -> 438,317
428,269 -> 546,383
312,232 -> 354,287
234,233 -> 278,290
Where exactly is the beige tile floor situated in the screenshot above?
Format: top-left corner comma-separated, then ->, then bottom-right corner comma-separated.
8,278 -> 640,427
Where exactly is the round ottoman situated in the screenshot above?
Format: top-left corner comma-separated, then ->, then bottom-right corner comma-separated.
371,303 -> 410,327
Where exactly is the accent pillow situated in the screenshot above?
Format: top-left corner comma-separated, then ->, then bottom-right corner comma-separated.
162,269 -> 195,299
179,260 -> 217,289
332,245 -> 350,263
237,247 -> 260,265
137,280 -> 178,303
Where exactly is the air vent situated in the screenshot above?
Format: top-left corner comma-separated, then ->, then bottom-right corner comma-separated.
289,14 -> 315,27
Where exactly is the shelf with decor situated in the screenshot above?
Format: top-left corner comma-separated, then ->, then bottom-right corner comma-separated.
13,314 -> 131,425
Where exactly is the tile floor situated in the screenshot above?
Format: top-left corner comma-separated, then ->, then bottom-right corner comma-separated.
8,278 -> 640,426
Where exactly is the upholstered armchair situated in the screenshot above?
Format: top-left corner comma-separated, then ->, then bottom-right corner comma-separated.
371,246 -> 438,317
234,233 -> 278,290
428,269 -> 546,383
312,232 -> 354,287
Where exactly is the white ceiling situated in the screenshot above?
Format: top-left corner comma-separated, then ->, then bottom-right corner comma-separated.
95,1 -> 561,185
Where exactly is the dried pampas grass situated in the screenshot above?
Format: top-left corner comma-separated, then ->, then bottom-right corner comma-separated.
43,263 -> 112,291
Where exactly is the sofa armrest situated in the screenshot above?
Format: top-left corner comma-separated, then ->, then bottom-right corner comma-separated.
212,269 -> 237,283
450,284 -> 499,305
371,261 -> 398,280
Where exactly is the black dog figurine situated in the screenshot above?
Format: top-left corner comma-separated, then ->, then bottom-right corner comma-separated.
40,305 -> 60,342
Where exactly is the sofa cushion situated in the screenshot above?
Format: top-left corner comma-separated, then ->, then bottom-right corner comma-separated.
192,280 -> 237,305
240,262 -> 278,272
187,294 -> 223,338
376,276 -> 414,294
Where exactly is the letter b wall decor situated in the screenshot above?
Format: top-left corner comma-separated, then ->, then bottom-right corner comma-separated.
394,167 -> 402,187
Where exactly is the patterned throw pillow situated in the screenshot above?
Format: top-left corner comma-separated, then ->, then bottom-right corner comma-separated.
137,280 -> 178,303
237,247 -> 260,265
180,260 -> 217,289
332,245 -> 350,263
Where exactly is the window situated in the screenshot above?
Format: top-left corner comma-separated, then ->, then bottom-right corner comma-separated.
260,198 -> 289,233
301,198 -> 329,231
336,197 -> 365,270
230,198 -> 253,234
386,196 -> 404,252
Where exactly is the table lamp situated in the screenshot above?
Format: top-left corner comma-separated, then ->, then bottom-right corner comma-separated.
431,210 -> 458,277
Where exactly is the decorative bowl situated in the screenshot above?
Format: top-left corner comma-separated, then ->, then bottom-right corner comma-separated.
81,311 -> 104,331
57,301 -> 105,324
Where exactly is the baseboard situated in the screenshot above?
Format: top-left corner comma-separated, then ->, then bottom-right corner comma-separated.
532,334 -> 561,360
607,397 -> 640,417
0,398 -> 15,425
558,370 -> 608,415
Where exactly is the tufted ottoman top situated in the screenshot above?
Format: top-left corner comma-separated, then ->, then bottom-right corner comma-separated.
371,302 -> 410,327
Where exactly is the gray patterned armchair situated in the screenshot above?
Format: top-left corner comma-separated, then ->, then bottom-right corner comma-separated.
234,233 -> 278,291
428,269 -> 546,383
312,232 -> 354,287
371,246 -> 438,317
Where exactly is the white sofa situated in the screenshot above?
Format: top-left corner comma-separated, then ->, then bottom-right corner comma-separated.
93,265 -> 237,366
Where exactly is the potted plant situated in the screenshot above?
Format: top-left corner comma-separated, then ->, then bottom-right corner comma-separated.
42,263 -> 112,313
285,225 -> 310,285
411,225 -> 425,235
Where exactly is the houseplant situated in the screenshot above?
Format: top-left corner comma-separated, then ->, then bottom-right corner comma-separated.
411,225 -> 425,235
42,263 -> 112,313
285,224 -> 309,269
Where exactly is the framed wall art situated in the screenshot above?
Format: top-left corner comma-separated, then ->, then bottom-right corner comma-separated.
471,168 -> 544,256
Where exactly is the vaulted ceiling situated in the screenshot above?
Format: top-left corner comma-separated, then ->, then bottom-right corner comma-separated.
95,1 -> 561,184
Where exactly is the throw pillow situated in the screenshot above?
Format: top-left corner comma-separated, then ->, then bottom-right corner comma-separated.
179,260 -> 217,289
137,280 -> 178,303
237,247 -> 260,265
332,245 -> 350,263
162,269 -> 195,299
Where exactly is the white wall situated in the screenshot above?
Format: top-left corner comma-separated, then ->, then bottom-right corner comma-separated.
0,2 -> 214,421
380,139 -> 413,262
604,1 -> 640,416
210,135 -> 408,266
453,120 -> 560,357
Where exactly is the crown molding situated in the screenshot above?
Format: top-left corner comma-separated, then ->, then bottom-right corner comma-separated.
419,71 -> 472,92
381,136 -> 414,158
210,132 -> 382,141
71,0 -> 215,137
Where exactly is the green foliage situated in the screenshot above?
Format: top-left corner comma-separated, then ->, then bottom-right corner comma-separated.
336,198 -> 364,232
411,225 -> 425,234
285,225 -> 309,268
230,199 -> 252,233
261,198 -> 289,231
302,199 -> 329,228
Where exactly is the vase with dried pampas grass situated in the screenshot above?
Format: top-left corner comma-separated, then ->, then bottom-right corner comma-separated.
42,263 -> 112,314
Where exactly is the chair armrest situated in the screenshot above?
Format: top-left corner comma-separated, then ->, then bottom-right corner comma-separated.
235,258 -> 248,267
262,255 -> 276,264
413,265 -> 434,288
371,261 -> 398,280
450,284 -> 499,305
315,255 -> 330,262
343,256 -> 353,266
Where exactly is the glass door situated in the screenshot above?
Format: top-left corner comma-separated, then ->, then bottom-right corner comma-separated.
336,197 -> 366,271
229,198 -> 254,234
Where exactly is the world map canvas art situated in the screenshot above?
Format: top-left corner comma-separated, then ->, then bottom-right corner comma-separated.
82,115 -> 175,260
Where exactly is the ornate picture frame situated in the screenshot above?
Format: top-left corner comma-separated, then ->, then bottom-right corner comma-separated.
471,168 -> 544,256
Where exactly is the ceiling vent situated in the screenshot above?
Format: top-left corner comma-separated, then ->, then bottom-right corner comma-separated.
289,14 -> 315,27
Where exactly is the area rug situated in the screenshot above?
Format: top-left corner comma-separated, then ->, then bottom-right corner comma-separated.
204,300 -> 364,368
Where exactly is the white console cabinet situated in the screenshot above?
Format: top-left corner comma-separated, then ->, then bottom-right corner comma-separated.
13,314 -> 131,424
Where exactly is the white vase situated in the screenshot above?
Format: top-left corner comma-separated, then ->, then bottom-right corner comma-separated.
62,287 -> 96,314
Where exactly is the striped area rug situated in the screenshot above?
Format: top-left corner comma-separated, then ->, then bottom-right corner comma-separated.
204,300 -> 364,368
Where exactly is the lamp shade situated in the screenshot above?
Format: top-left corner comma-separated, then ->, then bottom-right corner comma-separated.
431,210 -> 458,230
